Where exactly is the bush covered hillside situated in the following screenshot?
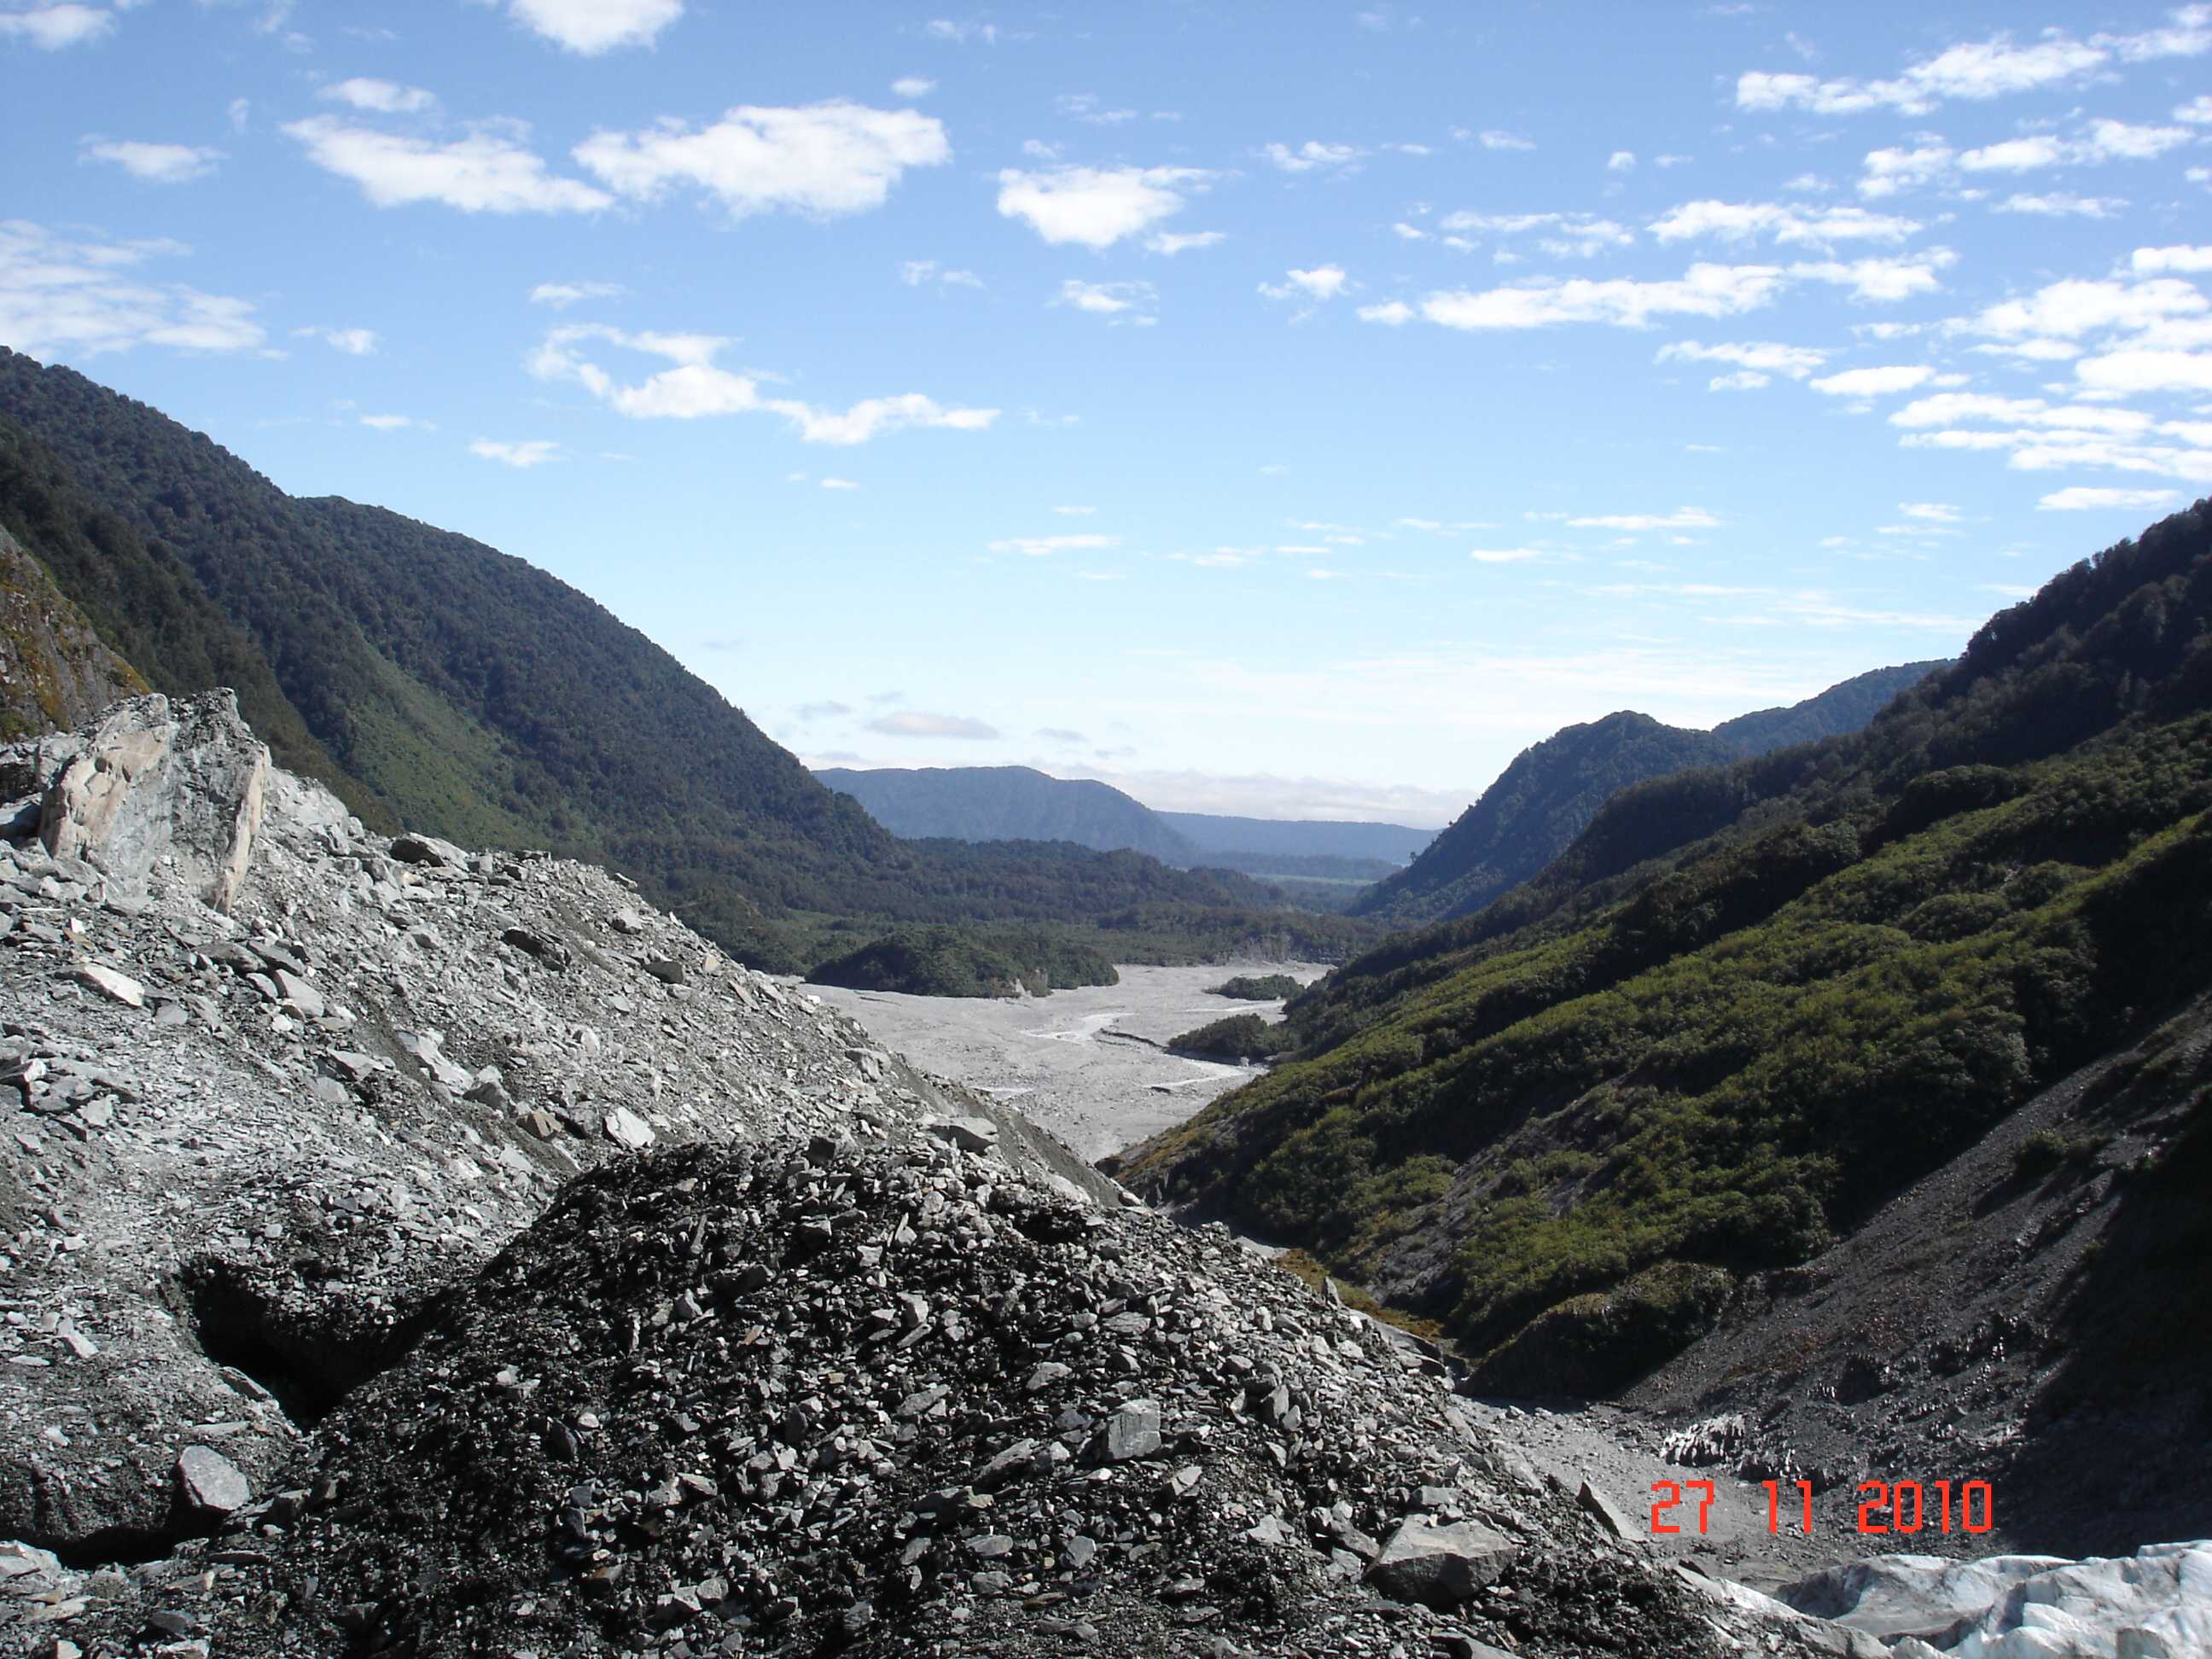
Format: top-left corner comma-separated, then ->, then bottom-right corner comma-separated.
1353,663 -> 1945,931
1120,500 -> 2212,1393
807,925 -> 1120,998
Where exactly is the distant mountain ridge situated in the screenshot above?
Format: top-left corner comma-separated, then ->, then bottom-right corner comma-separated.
815,764 -> 1435,883
816,765 -> 1197,863
1352,661 -> 1948,928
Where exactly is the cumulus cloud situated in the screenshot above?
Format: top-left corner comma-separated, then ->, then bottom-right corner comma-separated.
1790,251 -> 1954,301
2132,245 -> 2212,273
294,324 -> 377,354
865,711 -> 999,739
1053,278 -> 1155,319
994,165 -> 1208,247
0,5 -> 114,49
1357,300 -> 1413,325
1564,507 -> 1722,530
987,533 -> 1118,556
1995,192 -> 2126,218
283,116 -> 613,213
1656,339 -> 1829,379
1477,130 -> 1534,151
79,140 -> 223,183
1393,264 -> 1786,330
0,219 -> 263,358
574,102 -> 949,218
498,0 -> 682,55
2036,486 -> 2181,510
1966,276 -> 2207,340
469,439 -> 562,468
1146,230 -> 1225,255
359,414 -> 421,430
1468,547 -> 1544,562
318,78 -> 435,114
527,323 -> 999,443
1737,11 -> 2211,119
1260,265 -> 1348,303
1650,199 -> 1922,247
1440,210 -> 1633,258
1608,150 -> 1637,172
1809,364 -> 1941,396
1261,140 -> 1360,172
530,280 -> 626,307
891,76 -> 935,98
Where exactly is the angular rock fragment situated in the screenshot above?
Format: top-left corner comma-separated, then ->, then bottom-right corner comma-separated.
73,963 -> 145,1008
1367,1517 -> 1518,1609
175,1446 -> 250,1516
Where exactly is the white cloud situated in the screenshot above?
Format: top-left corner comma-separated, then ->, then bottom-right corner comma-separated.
1478,130 -> 1534,151
294,324 -> 377,354
1709,370 -> 1771,390
1889,392 -> 2155,433
1657,339 -> 1828,378
80,140 -> 223,183
923,19 -> 998,44
1565,507 -> 1721,530
2180,94 -> 2212,123
575,102 -> 949,218
2075,347 -> 2212,394
1357,300 -> 1414,325
1051,504 -> 1096,515
0,5 -> 113,49
1260,265 -> 1348,303
284,116 -> 613,213
1468,546 -> 1543,562
499,0 -> 682,55
1738,28 -> 2115,118
1996,192 -> 2126,218
994,164 -> 1207,247
1440,210 -> 1634,259
1607,150 -> 1637,172
900,259 -> 982,289
527,323 -> 999,443
1859,144 -> 1954,200
0,219 -> 264,358
1054,277 -> 1155,317
530,280 -> 625,307
1791,251 -> 1954,301
1957,135 -> 2068,173
1412,264 -> 1786,330
1146,230 -> 1224,255
1968,276 -> 2207,339
1057,93 -> 1137,126
470,439 -> 562,468
820,476 -> 859,489
1810,364 -> 1941,396
1261,140 -> 1361,172
359,413 -> 420,430
987,533 -> 1118,556
2132,245 -> 2212,273
2036,486 -> 2180,510
318,77 -> 435,114
1901,501 -> 1962,521
891,76 -> 935,98
1650,199 -> 1922,247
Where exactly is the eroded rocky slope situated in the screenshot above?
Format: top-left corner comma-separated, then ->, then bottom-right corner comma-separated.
0,693 -> 1869,1657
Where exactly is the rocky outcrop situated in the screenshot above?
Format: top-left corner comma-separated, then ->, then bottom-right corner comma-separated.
4,690 -> 268,912
0,524 -> 146,742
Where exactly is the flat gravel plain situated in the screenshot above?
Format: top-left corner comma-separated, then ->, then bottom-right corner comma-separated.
804,962 -> 1326,1161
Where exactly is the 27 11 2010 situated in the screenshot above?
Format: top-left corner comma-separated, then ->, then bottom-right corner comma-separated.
1649,1478 -> 1995,1536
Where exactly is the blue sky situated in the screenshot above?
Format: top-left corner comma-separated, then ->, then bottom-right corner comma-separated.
5,1 -> 2211,827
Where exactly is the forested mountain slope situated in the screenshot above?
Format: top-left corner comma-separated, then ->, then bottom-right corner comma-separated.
0,350 -> 1353,970
1119,500 -> 2212,1398
818,764 -> 1197,863
1353,664 -> 1944,929
0,521 -> 147,740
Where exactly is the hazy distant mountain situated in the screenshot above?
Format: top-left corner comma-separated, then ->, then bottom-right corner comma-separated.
817,765 -> 1198,863
1157,812 -> 1435,865
1353,661 -> 1947,928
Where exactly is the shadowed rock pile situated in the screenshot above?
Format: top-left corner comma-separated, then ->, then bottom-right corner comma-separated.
93,1132 -> 1819,1659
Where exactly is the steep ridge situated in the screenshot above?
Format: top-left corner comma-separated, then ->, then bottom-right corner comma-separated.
0,352 -> 1351,974
0,522 -> 146,739
1353,664 -> 1945,930
0,693 -> 1858,1659
818,765 -> 1199,864
1119,501 -> 2212,1491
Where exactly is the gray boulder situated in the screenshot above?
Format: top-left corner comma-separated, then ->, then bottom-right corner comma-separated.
1366,1517 -> 1518,1609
